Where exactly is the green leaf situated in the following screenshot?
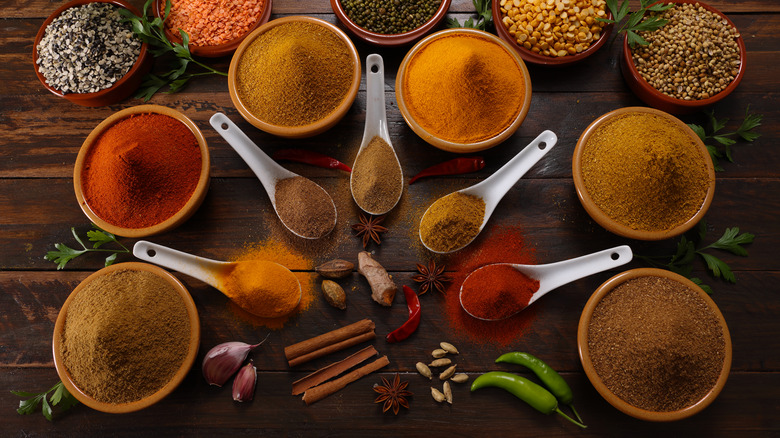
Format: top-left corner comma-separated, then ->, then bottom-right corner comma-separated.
708,227 -> 754,256
700,253 -> 736,283
87,229 -> 116,249
42,396 -> 53,422
690,277 -> 714,294
713,135 -> 736,146
626,30 -> 648,47
446,17 -> 461,28
616,0 -> 630,22
738,130 -> 761,142
11,390 -> 41,397
697,220 -> 708,242
625,10 -> 645,29
105,253 -> 118,267
647,3 -> 672,11
632,16 -> 667,32
17,396 -> 42,415
688,123 -> 706,142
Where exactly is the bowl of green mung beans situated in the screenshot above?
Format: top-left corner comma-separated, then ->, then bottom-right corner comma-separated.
331,0 -> 451,46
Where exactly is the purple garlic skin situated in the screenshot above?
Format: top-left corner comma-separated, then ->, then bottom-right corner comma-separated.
202,341 -> 255,387
232,361 -> 257,402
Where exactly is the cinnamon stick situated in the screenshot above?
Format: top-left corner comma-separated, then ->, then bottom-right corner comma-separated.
291,345 -> 378,395
301,355 -> 390,405
284,319 -> 375,367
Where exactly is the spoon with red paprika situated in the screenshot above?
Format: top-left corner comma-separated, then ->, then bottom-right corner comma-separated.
459,245 -> 632,321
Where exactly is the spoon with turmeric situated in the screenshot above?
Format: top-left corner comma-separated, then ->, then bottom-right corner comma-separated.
350,54 -> 403,215
133,241 -> 301,319
210,112 -> 337,239
459,245 -> 633,321
419,130 -> 558,254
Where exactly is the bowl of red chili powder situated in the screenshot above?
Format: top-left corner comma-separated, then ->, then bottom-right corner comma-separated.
577,268 -> 731,421
74,105 -> 210,237
53,262 -> 200,413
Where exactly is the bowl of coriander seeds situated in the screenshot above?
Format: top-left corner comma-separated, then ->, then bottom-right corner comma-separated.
33,0 -> 152,107
621,0 -> 746,114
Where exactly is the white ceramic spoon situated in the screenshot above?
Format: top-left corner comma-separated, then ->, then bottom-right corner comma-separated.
209,112 -> 337,239
350,54 -> 403,215
459,245 -> 633,321
419,130 -> 558,253
133,240 -> 302,318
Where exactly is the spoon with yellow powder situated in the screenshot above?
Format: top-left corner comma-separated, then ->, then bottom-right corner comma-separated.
350,54 -> 404,215
210,113 -> 337,239
419,130 -> 558,254
133,241 -> 301,318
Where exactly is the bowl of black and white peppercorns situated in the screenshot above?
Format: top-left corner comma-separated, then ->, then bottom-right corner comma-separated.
33,0 -> 152,107
620,0 -> 745,115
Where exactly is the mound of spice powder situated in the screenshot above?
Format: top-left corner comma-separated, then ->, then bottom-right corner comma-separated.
460,264 -> 540,320
274,176 -> 336,239
236,21 -> 353,127
351,136 -> 403,214
61,269 -> 191,404
587,275 -> 727,412
420,192 -> 485,253
81,113 -> 201,229
581,112 -> 710,232
163,0 -> 265,47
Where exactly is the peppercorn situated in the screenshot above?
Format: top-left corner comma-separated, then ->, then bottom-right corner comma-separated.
340,0 -> 441,34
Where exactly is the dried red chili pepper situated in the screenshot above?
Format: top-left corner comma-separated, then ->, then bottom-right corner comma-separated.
272,149 -> 352,172
408,157 -> 485,184
386,286 -> 421,343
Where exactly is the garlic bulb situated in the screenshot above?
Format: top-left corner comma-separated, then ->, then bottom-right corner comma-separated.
202,336 -> 267,386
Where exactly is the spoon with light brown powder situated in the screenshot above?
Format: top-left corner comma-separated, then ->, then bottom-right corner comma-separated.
350,54 -> 403,215
210,113 -> 337,239
133,240 -> 301,318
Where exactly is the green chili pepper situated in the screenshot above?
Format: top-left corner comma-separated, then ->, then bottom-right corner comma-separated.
471,372 -> 587,428
496,352 -> 583,423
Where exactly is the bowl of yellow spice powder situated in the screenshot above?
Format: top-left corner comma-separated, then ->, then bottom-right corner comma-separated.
228,16 -> 361,138
572,107 -> 715,240
53,262 -> 200,413
396,28 -> 532,153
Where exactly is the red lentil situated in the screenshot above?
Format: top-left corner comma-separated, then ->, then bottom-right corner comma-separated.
163,0 -> 265,47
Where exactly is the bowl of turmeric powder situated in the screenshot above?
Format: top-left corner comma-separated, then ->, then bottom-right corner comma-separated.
396,29 -> 532,153
73,105 -> 211,238
572,107 -> 715,240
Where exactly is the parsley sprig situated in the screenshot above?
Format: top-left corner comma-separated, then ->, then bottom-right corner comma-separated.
446,0 -> 493,31
598,0 -> 671,47
688,106 -> 763,171
44,224 -> 129,270
637,221 -> 755,294
120,0 -> 227,100
12,381 -> 79,421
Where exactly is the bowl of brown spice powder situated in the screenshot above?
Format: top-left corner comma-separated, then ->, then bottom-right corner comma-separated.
53,262 -> 200,413
577,268 -> 731,421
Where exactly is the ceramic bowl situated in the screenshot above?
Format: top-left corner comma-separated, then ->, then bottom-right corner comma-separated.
32,0 -> 152,107
153,0 -> 273,57
73,105 -> 211,237
330,0 -> 451,46
228,16 -> 361,138
620,0 -> 746,115
492,0 -> 612,67
396,29 -> 532,153
53,262 -> 200,414
577,268 -> 732,421
572,106 -> 715,240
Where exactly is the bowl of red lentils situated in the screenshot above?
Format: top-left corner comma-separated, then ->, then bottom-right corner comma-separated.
33,0 -> 153,106
620,0 -> 746,115
330,0 -> 451,46
153,0 -> 273,57
578,268 -> 731,421
492,0 -> 612,66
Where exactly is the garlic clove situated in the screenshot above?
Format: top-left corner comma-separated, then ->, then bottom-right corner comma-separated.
202,336 -> 267,386
232,360 -> 257,402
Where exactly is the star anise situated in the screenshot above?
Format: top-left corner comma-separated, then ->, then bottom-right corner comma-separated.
373,373 -> 412,415
351,213 -> 387,249
412,260 -> 452,295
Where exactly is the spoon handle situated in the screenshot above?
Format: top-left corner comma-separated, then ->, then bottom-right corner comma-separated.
133,240 -> 227,290
362,54 -> 390,143
532,245 -> 633,296
476,130 -> 557,195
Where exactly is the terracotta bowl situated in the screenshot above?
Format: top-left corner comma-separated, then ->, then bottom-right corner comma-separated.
73,105 -> 211,238
32,0 -> 152,107
577,268 -> 732,421
492,0 -> 612,67
53,262 -> 200,414
572,106 -> 715,240
153,0 -> 273,57
228,16 -> 361,138
396,29 -> 532,153
620,0 -> 746,115
330,0 -> 451,46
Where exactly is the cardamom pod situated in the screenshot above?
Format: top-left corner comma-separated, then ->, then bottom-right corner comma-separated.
429,358 -> 451,367
315,259 -> 355,279
416,362 -> 432,380
431,387 -> 445,403
432,349 -> 447,358
321,280 -> 347,310
439,365 -> 457,380
451,373 -> 469,383
440,342 -> 459,354
443,381 -> 453,404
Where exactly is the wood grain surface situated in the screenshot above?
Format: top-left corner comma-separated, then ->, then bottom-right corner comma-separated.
1,0 -> 778,436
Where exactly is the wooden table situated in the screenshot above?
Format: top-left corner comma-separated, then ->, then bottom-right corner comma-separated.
3,0 -> 778,435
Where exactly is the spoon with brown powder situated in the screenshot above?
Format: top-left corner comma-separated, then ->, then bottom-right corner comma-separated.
210,113 -> 337,239
350,54 -> 403,215
133,241 -> 302,318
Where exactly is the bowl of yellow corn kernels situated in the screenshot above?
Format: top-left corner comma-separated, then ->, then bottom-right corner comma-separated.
492,0 -> 613,66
